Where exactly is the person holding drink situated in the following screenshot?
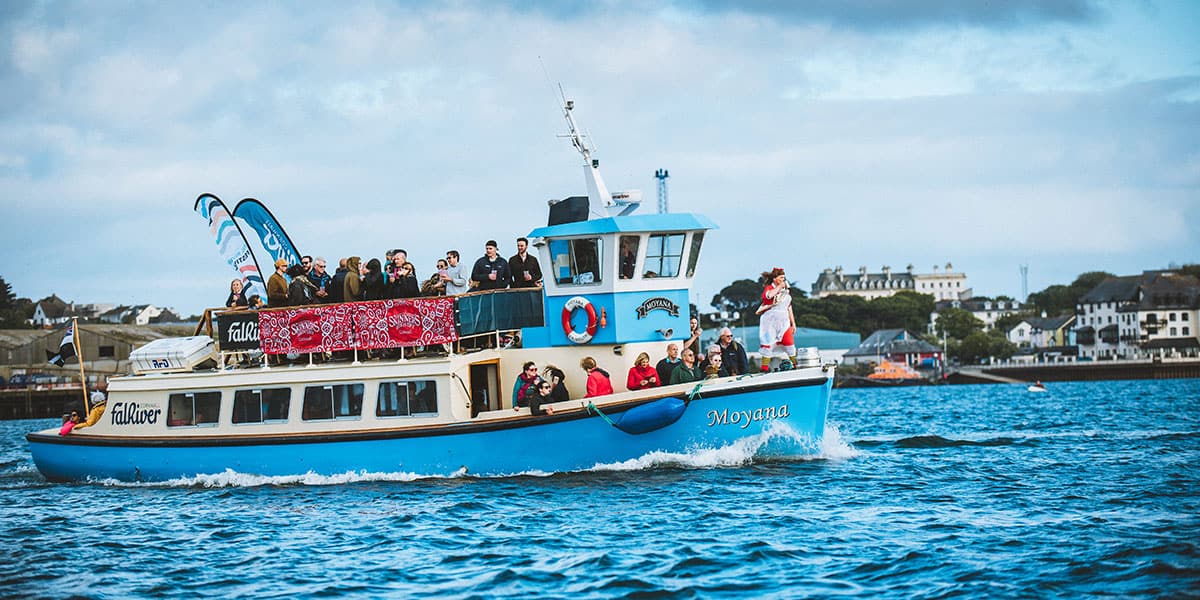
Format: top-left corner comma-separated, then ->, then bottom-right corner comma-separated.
470,240 -> 510,291
508,236 -> 542,289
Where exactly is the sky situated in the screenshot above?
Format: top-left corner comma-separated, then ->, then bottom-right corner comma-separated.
1,0 -> 1197,318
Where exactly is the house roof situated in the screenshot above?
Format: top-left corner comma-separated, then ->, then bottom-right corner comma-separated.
1131,273 -> 1200,310
844,329 -> 940,357
1079,276 -> 1141,304
812,270 -> 916,294
1026,315 -> 1075,331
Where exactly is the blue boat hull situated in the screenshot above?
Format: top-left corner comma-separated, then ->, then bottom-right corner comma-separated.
28,376 -> 832,482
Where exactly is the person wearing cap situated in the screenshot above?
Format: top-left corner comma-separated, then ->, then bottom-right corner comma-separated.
267,258 -> 290,307
470,240 -> 511,291
756,267 -> 797,372
717,327 -> 749,376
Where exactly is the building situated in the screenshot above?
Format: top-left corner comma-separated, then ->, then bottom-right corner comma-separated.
812,263 -> 968,302
29,296 -> 116,328
1076,270 -> 1200,360
1009,315 -> 1076,348
0,323 -> 195,384
841,329 -> 943,367
99,304 -> 164,325
929,298 -> 1024,334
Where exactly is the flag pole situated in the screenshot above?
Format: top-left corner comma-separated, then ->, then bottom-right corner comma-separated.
73,318 -> 90,414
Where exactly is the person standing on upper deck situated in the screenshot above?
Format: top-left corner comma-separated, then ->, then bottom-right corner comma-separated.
508,237 -> 542,289
471,240 -> 510,291
442,251 -> 470,295
267,258 -> 289,307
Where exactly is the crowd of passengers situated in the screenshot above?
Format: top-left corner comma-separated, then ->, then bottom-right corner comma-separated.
223,238 -> 543,309
510,324 -> 754,416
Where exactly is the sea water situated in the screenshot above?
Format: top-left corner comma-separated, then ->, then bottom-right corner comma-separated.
1,379 -> 1197,598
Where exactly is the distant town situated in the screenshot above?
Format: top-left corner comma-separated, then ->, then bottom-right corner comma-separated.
2,261 -> 1199,391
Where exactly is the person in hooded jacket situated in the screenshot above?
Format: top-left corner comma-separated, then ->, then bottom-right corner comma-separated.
343,256 -> 362,303
361,258 -> 386,300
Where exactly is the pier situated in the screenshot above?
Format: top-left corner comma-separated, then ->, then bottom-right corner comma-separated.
949,358 -> 1200,384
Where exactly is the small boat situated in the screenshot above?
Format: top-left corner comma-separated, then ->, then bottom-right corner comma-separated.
26,97 -> 835,483
1027,381 -> 1047,393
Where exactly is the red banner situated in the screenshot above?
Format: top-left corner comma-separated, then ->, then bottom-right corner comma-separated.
257,298 -> 457,355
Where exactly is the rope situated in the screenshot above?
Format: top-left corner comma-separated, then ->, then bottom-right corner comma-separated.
586,402 -> 617,427
686,382 -> 706,403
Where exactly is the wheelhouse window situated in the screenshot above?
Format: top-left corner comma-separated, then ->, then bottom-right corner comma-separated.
618,235 -> 639,280
549,238 -> 603,285
167,391 -> 221,427
233,388 -> 291,424
377,380 -> 439,417
685,232 -> 704,277
302,383 -> 363,421
645,233 -> 685,278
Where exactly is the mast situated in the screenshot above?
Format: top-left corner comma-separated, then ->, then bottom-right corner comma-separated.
558,93 -> 613,218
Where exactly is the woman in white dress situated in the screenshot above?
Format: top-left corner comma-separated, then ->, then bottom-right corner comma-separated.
755,267 -> 796,372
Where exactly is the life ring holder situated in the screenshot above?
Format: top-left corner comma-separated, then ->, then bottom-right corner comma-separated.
562,296 -> 598,344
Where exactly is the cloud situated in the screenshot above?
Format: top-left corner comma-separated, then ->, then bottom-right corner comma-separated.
689,0 -> 1103,30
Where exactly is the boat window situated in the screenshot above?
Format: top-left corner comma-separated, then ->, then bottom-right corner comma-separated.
685,232 -> 704,278
645,233 -> 685,278
167,391 -> 221,427
549,237 -> 603,285
618,235 -> 639,280
302,383 -> 364,421
377,380 -> 439,417
232,388 -> 290,424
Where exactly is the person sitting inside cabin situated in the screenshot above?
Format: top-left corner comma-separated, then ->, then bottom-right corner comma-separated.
656,343 -> 681,386
267,258 -> 289,307
529,381 -> 557,416
226,278 -> 248,308
543,365 -> 570,403
581,356 -> 613,398
72,388 -> 108,431
470,240 -> 511,291
627,352 -> 659,391
670,348 -> 704,385
511,361 -> 543,410
287,264 -> 317,306
59,410 -> 81,436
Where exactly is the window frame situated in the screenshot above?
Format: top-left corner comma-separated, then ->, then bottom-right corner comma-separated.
302,383 -> 364,421
644,232 -> 686,278
377,380 -> 439,418
167,391 -> 222,428
232,387 -> 291,425
549,237 -> 604,286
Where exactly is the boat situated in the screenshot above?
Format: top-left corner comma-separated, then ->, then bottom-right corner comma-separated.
838,360 -> 927,388
1027,381 -> 1047,393
26,97 -> 836,483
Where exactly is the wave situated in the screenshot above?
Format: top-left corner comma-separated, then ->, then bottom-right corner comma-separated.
854,428 -> 1200,450
71,425 -> 863,488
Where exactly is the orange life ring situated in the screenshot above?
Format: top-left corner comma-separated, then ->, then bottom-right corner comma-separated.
562,296 -> 598,344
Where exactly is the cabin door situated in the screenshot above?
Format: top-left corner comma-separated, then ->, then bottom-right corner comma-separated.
468,362 -> 500,418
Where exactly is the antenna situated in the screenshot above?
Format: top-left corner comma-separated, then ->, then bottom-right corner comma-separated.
1020,263 -> 1029,303
655,168 -> 670,213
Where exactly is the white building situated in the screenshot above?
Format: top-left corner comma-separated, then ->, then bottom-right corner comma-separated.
812,263 -> 968,302
929,298 -> 1023,334
1077,271 -> 1200,359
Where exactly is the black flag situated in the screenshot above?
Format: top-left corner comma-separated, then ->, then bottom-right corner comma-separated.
46,324 -> 76,367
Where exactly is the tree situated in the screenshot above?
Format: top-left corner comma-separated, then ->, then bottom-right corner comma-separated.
0,275 -> 33,329
1027,271 -> 1116,316
710,279 -> 763,325
935,307 -> 984,340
